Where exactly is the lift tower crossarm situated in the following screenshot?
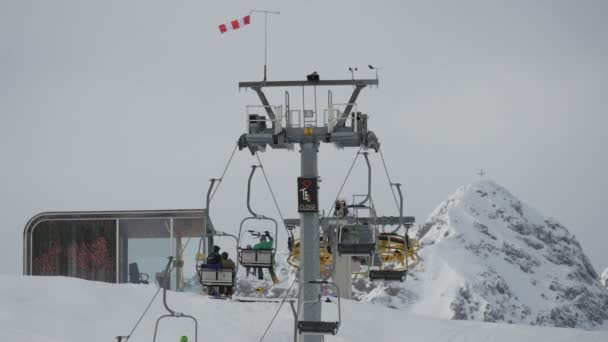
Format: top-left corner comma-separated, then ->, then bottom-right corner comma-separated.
336,84 -> 365,128
240,78 -> 378,132
239,79 -> 378,88
251,87 -> 276,122
283,216 -> 416,228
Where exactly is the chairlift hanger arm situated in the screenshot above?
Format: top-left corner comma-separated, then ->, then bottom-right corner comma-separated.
206,178 -> 218,217
246,165 -> 262,218
356,152 -> 372,206
154,255 -> 199,342
161,257 -> 175,315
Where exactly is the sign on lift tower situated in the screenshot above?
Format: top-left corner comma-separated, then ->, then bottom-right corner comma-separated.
237,74 -> 380,342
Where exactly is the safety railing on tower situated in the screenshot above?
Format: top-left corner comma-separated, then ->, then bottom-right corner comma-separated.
246,105 -> 283,135
324,103 -> 357,132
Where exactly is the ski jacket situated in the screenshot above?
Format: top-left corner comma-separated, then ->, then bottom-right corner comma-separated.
254,235 -> 273,250
222,258 -> 236,269
206,252 -> 222,265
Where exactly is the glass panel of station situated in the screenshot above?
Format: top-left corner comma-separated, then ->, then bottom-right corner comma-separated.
173,217 -> 206,293
117,217 -> 206,292
118,218 -> 172,287
31,219 -> 117,282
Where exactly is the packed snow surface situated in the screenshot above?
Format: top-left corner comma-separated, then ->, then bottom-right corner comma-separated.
2,275 -> 608,342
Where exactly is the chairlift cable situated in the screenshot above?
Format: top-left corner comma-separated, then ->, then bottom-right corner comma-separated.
210,142 -> 239,201
255,152 -> 291,238
258,268 -> 300,342
118,264 -> 175,341
326,146 -> 362,215
378,147 -> 401,216
180,143 -> 239,263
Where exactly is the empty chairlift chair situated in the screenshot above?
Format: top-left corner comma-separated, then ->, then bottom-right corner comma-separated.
336,223 -> 377,256
368,268 -> 407,282
369,233 -> 408,282
297,281 -> 341,336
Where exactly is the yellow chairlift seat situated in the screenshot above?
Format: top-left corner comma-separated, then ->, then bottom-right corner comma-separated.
287,235 -> 333,269
377,233 -> 420,268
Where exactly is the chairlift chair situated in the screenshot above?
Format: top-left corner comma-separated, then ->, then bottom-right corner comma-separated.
287,235 -> 334,269
153,257 -> 198,342
237,165 -> 279,270
336,152 -> 380,256
369,269 -> 407,282
336,223 -> 377,256
199,264 -> 235,287
239,246 -> 274,268
297,280 -> 341,336
198,231 -> 238,292
368,232 -> 418,282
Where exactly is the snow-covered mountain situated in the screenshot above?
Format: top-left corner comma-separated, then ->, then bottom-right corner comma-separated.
356,179 -> 608,329
601,268 -> 608,288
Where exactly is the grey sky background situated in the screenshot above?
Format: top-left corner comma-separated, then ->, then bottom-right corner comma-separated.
1,0 -> 607,275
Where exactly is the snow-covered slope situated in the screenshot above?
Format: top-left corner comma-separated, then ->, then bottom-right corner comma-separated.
356,179 -> 608,329
601,268 -> 608,288
1,275 -> 608,342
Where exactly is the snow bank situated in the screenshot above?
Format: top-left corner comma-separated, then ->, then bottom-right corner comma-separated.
1,275 -> 608,342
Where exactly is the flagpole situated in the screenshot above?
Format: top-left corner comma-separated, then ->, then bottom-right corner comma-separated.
251,9 -> 280,81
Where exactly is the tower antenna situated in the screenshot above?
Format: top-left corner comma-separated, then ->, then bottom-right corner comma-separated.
250,9 -> 280,81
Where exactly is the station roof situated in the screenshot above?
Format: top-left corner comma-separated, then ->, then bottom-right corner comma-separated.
23,209 -> 215,239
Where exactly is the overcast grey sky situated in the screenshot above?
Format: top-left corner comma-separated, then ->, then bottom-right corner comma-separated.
1,0 -> 607,275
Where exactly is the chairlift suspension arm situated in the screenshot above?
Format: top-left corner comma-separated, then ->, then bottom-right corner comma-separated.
356,152 -> 372,206
161,257 -> 175,316
154,256 -> 199,342
197,178 -> 219,272
206,178 -> 218,219
247,165 -> 262,218
327,147 -> 361,215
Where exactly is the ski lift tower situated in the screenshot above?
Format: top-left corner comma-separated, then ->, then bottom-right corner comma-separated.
237,74 -> 379,342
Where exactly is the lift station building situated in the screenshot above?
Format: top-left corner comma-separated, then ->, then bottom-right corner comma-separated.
23,209 -> 215,291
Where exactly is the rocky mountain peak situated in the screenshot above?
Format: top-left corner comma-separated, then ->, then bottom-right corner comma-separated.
356,179 -> 608,329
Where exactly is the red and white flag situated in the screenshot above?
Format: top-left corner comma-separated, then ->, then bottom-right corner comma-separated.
218,15 -> 251,34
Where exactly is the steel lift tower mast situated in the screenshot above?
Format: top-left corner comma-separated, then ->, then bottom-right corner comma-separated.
238,76 -> 379,342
